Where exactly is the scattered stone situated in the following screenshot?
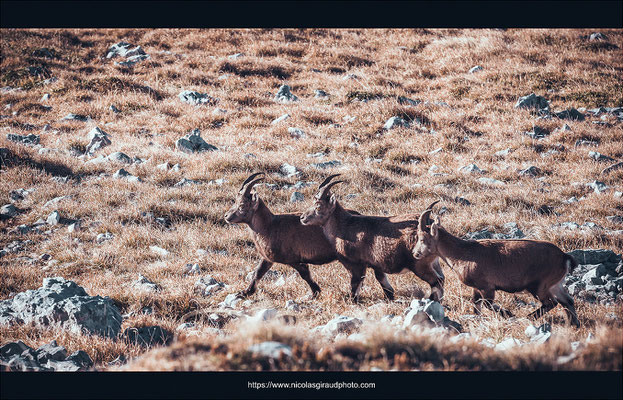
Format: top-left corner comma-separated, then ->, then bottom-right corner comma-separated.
251,308 -> 279,322
116,54 -> 150,67
525,323 -> 551,344
62,113 -> 89,122
0,277 -> 122,337
285,300 -> 301,312
113,168 -> 141,183
107,152 -> 132,164
46,210 -> 61,225
586,180 -> 608,194
274,85 -> 298,103
175,129 -> 218,153
6,133 -> 40,145
552,108 -> 585,121
478,177 -> 505,187
184,263 -> 201,275
271,113 -> 290,125
85,127 -> 111,155
494,148 -> 511,157
601,161 -> 623,176
458,164 -> 484,174
606,216 -> 623,224
383,116 -> 410,130
290,191 -> 304,203
280,163 -> 300,177
194,276 -> 226,296
495,338 -> 523,351
468,65 -> 483,73
219,293 -> 242,309
523,126 -> 549,139
149,245 -> 169,257
96,232 -> 114,244
107,41 -> 146,59
248,341 -> 292,359
132,274 -> 160,292
228,53 -> 244,59
175,178 -> 201,187
122,326 -> 172,347
1,204 -> 18,218
110,105 -> 121,113
465,222 -> 525,240
518,166 -> 542,177
67,221 -> 81,233
515,93 -> 549,110
589,32 -> 606,41
287,127 -> 306,139
310,160 -> 341,170
178,90 -> 217,106
405,299 -> 445,324
322,316 -> 363,336
397,96 -> 421,106
314,89 -> 329,99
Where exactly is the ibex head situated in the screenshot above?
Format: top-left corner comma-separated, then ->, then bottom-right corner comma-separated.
300,174 -> 343,226
412,200 -> 442,260
224,172 -> 265,224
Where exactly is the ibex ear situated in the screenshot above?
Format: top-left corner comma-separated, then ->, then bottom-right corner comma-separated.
329,194 -> 337,208
430,221 -> 439,238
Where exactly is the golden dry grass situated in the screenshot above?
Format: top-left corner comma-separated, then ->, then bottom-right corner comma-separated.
0,28 -> 622,371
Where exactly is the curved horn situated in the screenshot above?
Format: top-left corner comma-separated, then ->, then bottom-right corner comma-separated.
241,172 -> 265,188
418,208 -> 434,230
425,200 -> 440,211
242,177 -> 265,197
318,174 -> 341,189
316,180 -> 344,199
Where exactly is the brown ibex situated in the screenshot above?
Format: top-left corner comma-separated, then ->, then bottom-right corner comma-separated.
299,175 -> 444,303
224,173 -> 392,299
412,206 -> 580,327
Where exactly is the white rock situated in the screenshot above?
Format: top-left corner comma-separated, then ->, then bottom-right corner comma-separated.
383,116 -> 409,130
271,114 -> 290,125
322,316 -> 363,336
251,308 -> 278,322
468,65 -> 483,73
288,127 -> 306,139
495,337 -> 523,351
46,210 -> 61,225
478,177 -> 505,187
150,246 -> 169,257
285,300 -> 301,312
248,341 -> 292,359
96,232 -> 114,244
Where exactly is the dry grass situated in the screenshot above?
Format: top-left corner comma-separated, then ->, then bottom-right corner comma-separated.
1,28 -> 622,371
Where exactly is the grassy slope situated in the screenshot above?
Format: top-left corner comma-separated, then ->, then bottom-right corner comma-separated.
0,29 -> 621,370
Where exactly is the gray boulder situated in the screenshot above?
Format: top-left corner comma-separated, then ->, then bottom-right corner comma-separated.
518,166 -> 542,177
106,41 -> 145,59
178,90 -> 217,106
46,210 -> 61,225
515,93 -> 549,110
553,108 -> 585,121
588,151 -> 616,162
0,277 -> 122,338
122,326 -> 172,347
175,129 -> 218,153
85,127 -> 111,155
321,316 -> 363,336
248,341 -> 292,359
522,126 -> 549,139
310,160 -> 341,170
404,299 -> 445,324
7,133 -> 40,145
274,85 -> 298,103
107,152 -> 132,164
290,191 -> 304,203
383,116 -> 409,130
62,113 -> 89,122
1,204 -> 18,218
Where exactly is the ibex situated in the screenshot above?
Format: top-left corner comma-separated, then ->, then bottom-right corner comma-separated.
224,173 -> 392,299
299,175 -> 445,303
412,206 -> 580,327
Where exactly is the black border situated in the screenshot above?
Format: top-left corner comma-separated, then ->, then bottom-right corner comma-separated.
1,371 -> 622,399
1,0 -> 622,28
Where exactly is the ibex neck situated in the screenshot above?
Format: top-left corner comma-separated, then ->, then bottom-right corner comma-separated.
248,198 -> 274,234
324,201 -> 349,237
436,227 -> 475,262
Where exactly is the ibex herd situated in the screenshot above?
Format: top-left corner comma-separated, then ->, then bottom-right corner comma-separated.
225,173 -> 581,327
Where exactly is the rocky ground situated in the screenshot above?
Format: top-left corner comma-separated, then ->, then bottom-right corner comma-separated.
0,29 -> 622,371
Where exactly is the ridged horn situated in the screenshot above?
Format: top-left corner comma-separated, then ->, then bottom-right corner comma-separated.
316,180 -> 343,199
318,174 -> 341,189
418,208 -> 434,230
240,172 -> 265,189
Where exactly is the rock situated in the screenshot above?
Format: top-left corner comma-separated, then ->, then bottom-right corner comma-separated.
589,32 -> 606,41
107,152 -> 132,164
290,191 -> 304,203
0,277 -> 122,337
322,316 -> 363,336
586,180 -> 608,194
96,232 -> 114,244
581,265 -> 608,285
248,341 -> 292,359
116,54 -> 150,67
35,340 -> 67,363
1,204 -> 18,218
464,222 -> 524,240
123,326 -> 172,348
285,300 -> 301,312
175,129 -> 218,153
589,151 -> 616,162
458,164 -> 484,174
274,85 -> 298,103
271,113 -> 290,125
106,41 -> 145,59
601,161 -> 623,175
67,222 -> 80,233
194,276 -> 225,296
149,245 -> 169,257
280,163 -> 300,177
524,323 -> 551,344
314,89 -> 329,98
6,133 -> 40,145
518,166 -> 542,177
515,93 -> 549,110
184,263 -> 201,275
132,274 -> 159,292
85,127 -> 111,155
110,105 -> 121,113
383,116 -> 410,130
9,188 -> 32,202
468,65 -> 483,73
228,53 -> 244,59
553,108 -> 585,121
175,178 -> 201,187
62,113 -> 89,122
495,338 -> 523,351
310,160 -> 341,170
523,126 -> 549,139
606,216 -> 623,224
478,177 -> 505,187
157,161 -> 171,171
46,210 -> 61,225
575,138 -> 599,147
397,96 -> 421,106
406,299 -> 445,323
288,127 -> 306,139
176,322 -> 195,331
219,293 -> 242,309
113,168 -> 141,182
251,308 -> 278,322
178,90 -> 217,106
